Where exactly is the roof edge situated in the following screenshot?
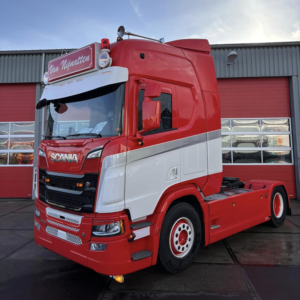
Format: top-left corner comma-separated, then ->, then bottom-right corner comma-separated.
0,49 -> 76,55
210,41 -> 300,48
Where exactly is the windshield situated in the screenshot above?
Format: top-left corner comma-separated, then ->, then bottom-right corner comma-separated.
44,83 -> 125,139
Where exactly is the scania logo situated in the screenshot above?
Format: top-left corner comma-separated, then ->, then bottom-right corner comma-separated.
50,153 -> 78,163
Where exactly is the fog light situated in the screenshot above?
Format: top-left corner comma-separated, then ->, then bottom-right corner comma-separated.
35,208 -> 40,218
34,220 -> 40,230
90,243 -> 107,251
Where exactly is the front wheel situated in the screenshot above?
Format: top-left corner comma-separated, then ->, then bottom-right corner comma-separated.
158,202 -> 201,273
269,186 -> 287,228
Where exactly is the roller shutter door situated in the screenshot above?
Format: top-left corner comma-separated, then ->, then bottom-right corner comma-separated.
218,78 -> 296,199
0,84 -> 36,198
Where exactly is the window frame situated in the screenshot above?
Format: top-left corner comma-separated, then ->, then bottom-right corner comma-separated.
0,122 -> 35,167
221,118 -> 294,165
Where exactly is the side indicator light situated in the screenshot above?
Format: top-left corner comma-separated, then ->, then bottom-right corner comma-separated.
128,233 -> 136,242
76,183 -> 83,188
113,275 -> 124,283
45,178 -> 50,183
232,203 -> 236,207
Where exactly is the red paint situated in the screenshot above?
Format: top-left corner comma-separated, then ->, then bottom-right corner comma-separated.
218,78 -> 290,118
0,167 -> 33,198
48,44 -> 95,82
0,84 -> 36,121
223,165 -> 296,199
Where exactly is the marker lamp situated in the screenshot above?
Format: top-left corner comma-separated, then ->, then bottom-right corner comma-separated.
92,220 -> 124,237
87,149 -> 102,159
39,149 -> 46,157
35,208 -> 40,218
98,51 -> 111,68
34,220 -> 40,230
90,243 -> 107,251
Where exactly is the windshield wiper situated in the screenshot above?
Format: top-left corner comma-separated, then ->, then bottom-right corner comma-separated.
66,133 -> 102,138
43,135 -> 66,140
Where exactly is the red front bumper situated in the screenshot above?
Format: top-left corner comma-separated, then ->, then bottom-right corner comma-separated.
34,200 -> 153,276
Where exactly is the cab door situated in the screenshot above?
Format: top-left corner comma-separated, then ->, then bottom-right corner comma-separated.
125,78 -> 180,221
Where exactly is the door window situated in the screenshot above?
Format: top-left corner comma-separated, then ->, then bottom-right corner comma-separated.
138,89 -> 172,133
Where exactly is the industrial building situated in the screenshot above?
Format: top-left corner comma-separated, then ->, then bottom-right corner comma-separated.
0,41 -> 299,200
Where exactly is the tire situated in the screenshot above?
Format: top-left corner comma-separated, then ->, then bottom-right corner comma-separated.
269,186 -> 287,228
158,202 -> 201,273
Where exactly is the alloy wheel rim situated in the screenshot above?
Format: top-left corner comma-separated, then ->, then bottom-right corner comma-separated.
169,217 -> 194,258
273,192 -> 284,218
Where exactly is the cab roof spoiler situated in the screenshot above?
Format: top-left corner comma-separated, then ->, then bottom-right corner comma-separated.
166,39 -> 211,53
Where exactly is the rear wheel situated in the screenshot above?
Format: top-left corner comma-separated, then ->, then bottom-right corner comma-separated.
158,202 -> 201,273
269,186 -> 287,228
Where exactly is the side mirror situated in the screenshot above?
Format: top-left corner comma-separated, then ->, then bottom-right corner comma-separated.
142,101 -> 161,132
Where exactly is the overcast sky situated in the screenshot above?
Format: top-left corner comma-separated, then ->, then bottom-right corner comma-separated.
0,0 -> 299,50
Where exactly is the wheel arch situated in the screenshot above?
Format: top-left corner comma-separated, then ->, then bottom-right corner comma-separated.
154,184 -> 210,247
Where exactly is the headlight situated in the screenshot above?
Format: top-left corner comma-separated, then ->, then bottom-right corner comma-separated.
35,208 -> 40,218
87,149 -> 102,159
39,149 -> 46,157
92,220 -> 124,237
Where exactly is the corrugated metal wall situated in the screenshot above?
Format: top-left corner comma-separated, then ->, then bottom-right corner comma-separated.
0,52 -> 65,83
211,46 -> 299,78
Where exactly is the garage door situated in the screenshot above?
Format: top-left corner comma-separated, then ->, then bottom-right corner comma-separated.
218,77 -> 296,199
0,84 -> 36,198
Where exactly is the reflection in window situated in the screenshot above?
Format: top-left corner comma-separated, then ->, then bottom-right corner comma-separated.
232,119 -> 260,132
263,151 -> 292,164
9,152 -> 34,165
221,135 -> 231,147
11,123 -> 35,135
261,119 -> 289,132
221,119 -> 230,132
138,90 -> 172,133
0,123 -> 9,135
10,138 -> 34,150
232,135 -> 260,147
233,151 -> 262,163
222,150 -> 231,163
262,135 -> 290,147
0,153 -> 8,165
0,138 -> 9,150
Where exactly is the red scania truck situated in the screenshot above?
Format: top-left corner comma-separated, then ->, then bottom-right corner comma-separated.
34,26 -> 291,282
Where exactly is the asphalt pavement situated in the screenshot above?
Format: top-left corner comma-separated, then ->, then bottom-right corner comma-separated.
0,199 -> 299,300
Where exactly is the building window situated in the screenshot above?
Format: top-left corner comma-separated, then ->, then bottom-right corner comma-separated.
221,118 -> 293,165
0,122 -> 34,166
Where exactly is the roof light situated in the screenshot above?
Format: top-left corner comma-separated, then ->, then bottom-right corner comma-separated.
98,51 -> 112,69
101,38 -> 110,52
43,72 -> 49,85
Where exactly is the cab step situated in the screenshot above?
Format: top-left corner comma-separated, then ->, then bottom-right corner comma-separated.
130,221 -> 152,230
131,250 -> 152,261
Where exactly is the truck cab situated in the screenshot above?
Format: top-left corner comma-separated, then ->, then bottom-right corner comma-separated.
34,28 -> 290,280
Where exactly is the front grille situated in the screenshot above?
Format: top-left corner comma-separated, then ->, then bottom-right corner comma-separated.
46,190 -> 82,211
39,168 -> 98,213
46,226 -> 82,245
39,169 -> 98,191
47,219 -> 79,232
